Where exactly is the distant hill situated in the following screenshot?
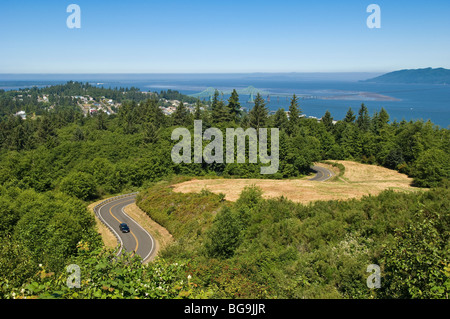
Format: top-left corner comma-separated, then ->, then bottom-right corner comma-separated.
363,67 -> 450,84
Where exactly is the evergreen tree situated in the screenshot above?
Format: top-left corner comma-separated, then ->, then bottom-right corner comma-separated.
205,206 -> 241,259
356,103 -> 371,132
372,107 -> 390,134
10,124 -> 26,151
72,127 -> 85,142
384,146 -> 405,169
96,110 -> 107,130
344,107 -> 356,123
172,101 -> 190,126
287,94 -> 301,135
143,122 -> 160,144
227,89 -> 242,123
212,100 -> 232,124
36,116 -> 57,145
412,148 -> 450,187
145,98 -> 166,128
211,90 -> 220,113
248,93 -> 268,131
194,99 -> 203,120
321,110 -> 334,132
118,100 -> 137,134
272,108 -> 289,131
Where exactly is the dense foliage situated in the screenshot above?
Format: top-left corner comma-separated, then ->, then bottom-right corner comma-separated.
137,182 -> 449,299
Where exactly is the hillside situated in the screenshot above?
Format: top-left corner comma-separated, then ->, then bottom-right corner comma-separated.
172,161 -> 419,204
134,173 -> 450,299
363,67 -> 450,84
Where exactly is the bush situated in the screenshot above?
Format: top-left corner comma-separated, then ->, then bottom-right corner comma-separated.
60,172 -> 98,200
205,206 -> 242,259
412,148 -> 450,187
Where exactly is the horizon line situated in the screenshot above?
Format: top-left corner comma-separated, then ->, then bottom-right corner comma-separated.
0,71 -> 389,75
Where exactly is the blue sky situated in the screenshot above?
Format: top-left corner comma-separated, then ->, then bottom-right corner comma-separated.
1,0 -> 449,73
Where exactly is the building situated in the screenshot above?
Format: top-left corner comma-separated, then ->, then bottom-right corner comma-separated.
14,111 -> 26,120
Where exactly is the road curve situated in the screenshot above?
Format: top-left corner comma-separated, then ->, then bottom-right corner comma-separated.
309,165 -> 334,182
97,195 -> 155,263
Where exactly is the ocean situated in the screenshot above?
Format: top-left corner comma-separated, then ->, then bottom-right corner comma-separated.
1,73 -> 449,128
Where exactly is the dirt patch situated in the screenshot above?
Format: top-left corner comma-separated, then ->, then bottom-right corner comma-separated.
123,203 -> 174,263
172,161 -> 419,204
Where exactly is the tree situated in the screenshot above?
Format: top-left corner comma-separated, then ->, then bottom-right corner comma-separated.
412,148 -> 450,187
356,103 -> 371,132
194,99 -> 203,120
9,124 -> 26,151
143,122 -> 160,144
287,94 -> 301,135
172,101 -> 190,126
321,110 -> 334,132
272,108 -> 289,131
118,101 -> 137,134
248,93 -> 268,131
211,89 -> 220,113
36,116 -> 58,145
60,172 -> 98,201
344,107 -> 356,123
96,110 -> 107,130
372,107 -> 390,134
212,100 -> 232,124
72,127 -> 85,141
205,206 -> 242,259
228,89 -> 242,123
144,98 -> 166,128
384,146 -> 405,169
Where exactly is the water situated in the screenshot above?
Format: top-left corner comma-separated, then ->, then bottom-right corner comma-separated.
1,73 -> 449,128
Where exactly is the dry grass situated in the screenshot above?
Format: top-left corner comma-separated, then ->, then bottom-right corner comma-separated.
172,161 -> 419,204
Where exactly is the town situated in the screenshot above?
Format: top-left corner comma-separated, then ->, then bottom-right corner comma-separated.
12,90 -> 201,120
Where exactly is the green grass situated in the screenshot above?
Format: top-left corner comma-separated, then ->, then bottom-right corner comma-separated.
136,177 -> 229,243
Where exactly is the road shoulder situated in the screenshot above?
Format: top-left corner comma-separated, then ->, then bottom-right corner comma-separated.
88,197 -> 174,263
123,203 -> 174,263
87,199 -> 118,250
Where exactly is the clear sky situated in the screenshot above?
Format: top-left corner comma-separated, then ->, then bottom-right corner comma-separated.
1,0 -> 449,73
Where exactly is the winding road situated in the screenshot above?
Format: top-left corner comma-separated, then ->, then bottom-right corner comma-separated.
95,165 -> 332,262
309,165 -> 334,182
97,195 -> 155,263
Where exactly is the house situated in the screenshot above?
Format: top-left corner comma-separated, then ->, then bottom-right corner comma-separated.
14,111 -> 26,120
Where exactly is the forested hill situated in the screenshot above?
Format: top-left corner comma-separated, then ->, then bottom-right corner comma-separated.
363,67 -> 450,84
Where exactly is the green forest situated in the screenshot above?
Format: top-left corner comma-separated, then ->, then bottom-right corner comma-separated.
0,82 -> 448,299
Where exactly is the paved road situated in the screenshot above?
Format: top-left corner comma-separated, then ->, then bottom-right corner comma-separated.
97,195 -> 154,263
309,165 -> 334,182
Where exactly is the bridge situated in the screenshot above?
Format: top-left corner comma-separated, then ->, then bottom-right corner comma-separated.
189,86 -> 270,102
189,86 -> 318,103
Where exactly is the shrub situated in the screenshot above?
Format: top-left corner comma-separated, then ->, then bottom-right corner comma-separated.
60,172 -> 98,200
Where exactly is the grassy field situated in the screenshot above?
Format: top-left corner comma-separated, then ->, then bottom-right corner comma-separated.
172,161 -> 421,204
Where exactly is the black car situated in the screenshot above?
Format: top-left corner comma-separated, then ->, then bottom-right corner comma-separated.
119,223 -> 130,233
